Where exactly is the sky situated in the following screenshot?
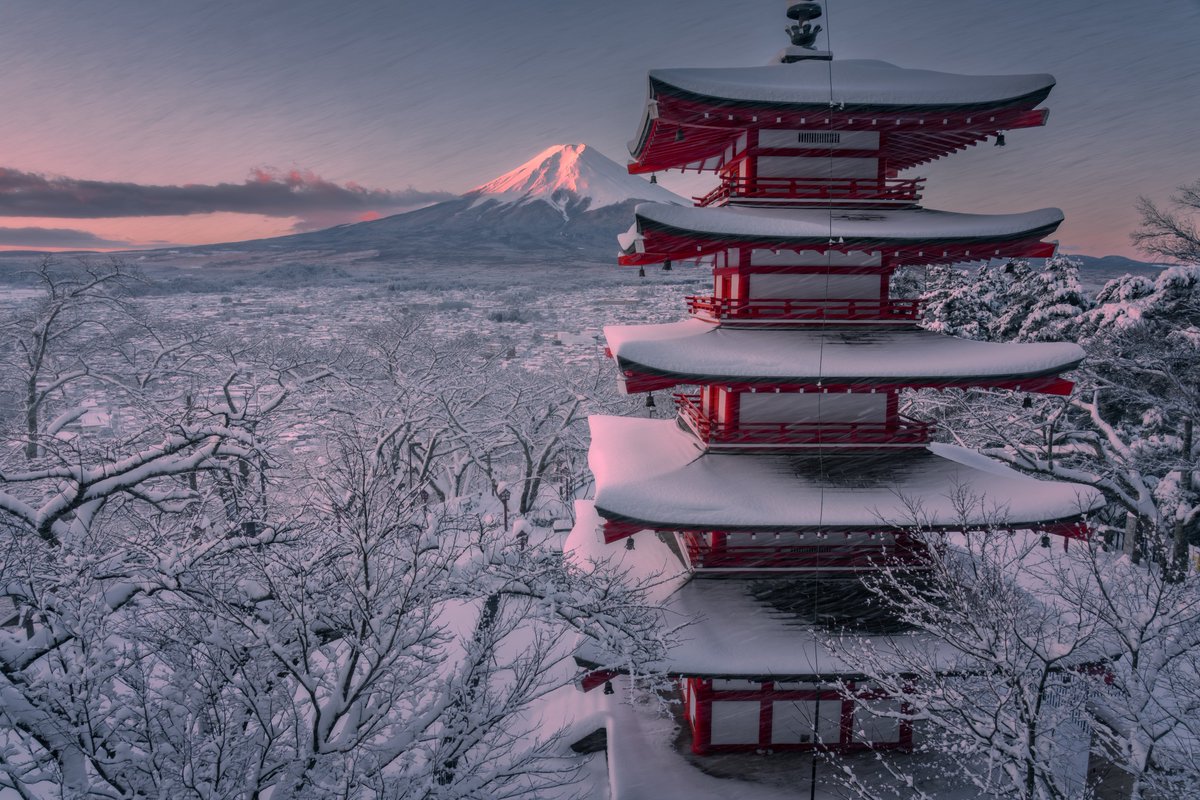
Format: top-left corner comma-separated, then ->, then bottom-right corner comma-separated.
0,0 -> 1197,256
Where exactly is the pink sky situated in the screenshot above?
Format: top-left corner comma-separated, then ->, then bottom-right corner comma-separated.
1,0 -> 1197,258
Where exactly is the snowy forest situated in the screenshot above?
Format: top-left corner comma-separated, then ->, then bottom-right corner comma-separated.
1,184 -> 1199,800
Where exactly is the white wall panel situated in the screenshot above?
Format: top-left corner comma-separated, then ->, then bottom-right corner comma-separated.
710,701 -> 762,745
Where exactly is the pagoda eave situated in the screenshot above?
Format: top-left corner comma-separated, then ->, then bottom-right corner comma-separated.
632,107 -> 1049,175
588,417 -> 1105,537
617,369 -> 1076,396
618,210 -> 1062,267
630,73 -> 1051,173
605,321 -> 1084,393
619,234 -> 1057,267
596,512 -> 1091,546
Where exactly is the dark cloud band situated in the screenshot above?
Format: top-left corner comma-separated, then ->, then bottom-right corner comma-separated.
0,226 -> 130,248
0,167 -> 454,219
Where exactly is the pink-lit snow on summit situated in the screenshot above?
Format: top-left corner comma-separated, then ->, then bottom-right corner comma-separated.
467,144 -> 681,216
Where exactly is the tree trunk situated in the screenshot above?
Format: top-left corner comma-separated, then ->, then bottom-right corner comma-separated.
1169,517 -> 1189,584
1125,512 -> 1140,565
24,381 -> 38,460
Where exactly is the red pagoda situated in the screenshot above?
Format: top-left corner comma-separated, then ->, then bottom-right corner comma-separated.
564,0 -> 1104,774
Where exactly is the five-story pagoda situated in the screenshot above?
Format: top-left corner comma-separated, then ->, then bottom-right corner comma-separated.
565,0 -> 1104,766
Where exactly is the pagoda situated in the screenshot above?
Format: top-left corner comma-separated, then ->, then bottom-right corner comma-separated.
565,0 -> 1105,768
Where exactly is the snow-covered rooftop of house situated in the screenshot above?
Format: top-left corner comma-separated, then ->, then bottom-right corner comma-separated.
649,60 -> 1055,109
624,203 -> 1064,250
588,416 -> 1104,532
605,319 -> 1084,385
466,144 -> 682,214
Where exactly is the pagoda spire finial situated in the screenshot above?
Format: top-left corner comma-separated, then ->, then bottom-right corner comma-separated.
777,2 -> 831,63
785,2 -> 823,47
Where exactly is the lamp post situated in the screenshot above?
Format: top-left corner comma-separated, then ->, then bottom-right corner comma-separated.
498,485 -> 511,532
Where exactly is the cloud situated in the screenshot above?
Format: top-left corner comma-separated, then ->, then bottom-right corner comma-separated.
0,167 -> 455,220
0,226 -> 130,249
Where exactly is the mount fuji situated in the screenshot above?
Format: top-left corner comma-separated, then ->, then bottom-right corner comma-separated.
217,144 -> 682,264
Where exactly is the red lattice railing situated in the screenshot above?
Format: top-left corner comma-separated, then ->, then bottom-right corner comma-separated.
673,393 -> 934,447
694,176 -> 924,208
680,531 -> 926,571
686,295 -> 923,323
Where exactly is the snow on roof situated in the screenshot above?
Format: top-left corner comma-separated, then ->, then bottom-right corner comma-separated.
588,416 -> 1104,532
605,319 -> 1084,385
564,500 -> 691,604
626,203 -> 1064,248
466,144 -> 683,216
576,578 -> 961,679
649,60 -> 1055,109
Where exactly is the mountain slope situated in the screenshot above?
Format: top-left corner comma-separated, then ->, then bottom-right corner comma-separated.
466,143 -> 682,218
210,144 -> 683,264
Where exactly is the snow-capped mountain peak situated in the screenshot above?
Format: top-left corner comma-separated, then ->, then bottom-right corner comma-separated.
466,143 -> 681,217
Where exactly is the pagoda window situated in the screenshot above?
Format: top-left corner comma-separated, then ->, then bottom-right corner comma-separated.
756,156 -> 878,179
747,273 -> 881,301
710,701 -> 762,745
771,699 -> 844,745
758,129 -> 880,151
853,699 -> 903,744
736,393 -> 889,425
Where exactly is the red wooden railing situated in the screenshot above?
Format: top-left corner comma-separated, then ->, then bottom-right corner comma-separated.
680,532 -> 926,571
686,295 -> 923,323
694,176 -> 925,208
673,393 -> 934,447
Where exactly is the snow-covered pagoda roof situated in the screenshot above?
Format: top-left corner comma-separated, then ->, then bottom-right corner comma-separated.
588,416 -> 1103,536
650,61 -> 1054,111
605,319 -> 1083,393
629,60 -> 1055,173
618,203 -> 1062,266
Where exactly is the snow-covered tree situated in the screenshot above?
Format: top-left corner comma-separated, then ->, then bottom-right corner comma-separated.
829,531 -> 1104,800
1132,180 -> 1200,264
916,260 -> 1199,570
0,282 -> 667,798
0,258 -> 136,459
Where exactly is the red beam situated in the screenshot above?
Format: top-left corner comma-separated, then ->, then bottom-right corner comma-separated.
619,371 -> 1075,396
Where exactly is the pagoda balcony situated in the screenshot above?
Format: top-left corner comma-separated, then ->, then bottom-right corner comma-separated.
680,532 -> 926,572
694,177 -> 924,208
674,393 -> 934,449
686,295 -> 923,325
